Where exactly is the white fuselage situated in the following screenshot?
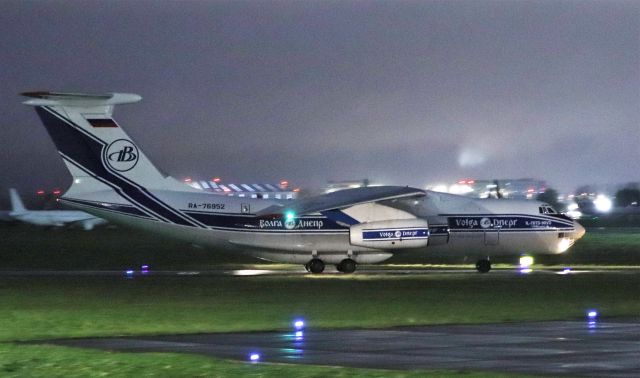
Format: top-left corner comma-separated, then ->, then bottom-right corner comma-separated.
21,91 -> 585,268
59,188 -> 585,264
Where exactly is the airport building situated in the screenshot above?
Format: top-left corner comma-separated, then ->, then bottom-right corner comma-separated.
324,179 -> 371,193
430,178 -> 548,199
184,178 -> 299,200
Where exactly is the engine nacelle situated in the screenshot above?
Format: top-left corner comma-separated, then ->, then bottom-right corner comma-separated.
350,219 -> 429,250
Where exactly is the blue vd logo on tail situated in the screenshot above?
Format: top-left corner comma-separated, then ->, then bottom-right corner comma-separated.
103,139 -> 139,172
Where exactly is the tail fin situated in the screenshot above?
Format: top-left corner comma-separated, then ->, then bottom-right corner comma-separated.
9,188 -> 27,214
22,91 -> 188,195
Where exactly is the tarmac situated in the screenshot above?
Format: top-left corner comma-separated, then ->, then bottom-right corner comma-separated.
44,319 -> 640,377
1,266 -> 637,277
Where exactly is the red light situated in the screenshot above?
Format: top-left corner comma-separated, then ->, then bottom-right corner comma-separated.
52,189 -> 61,195
467,180 -> 475,184
280,180 -> 289,188
212,177 -> 221,183
527,188 -> 535,193
184,177 -> 192,183
36,190 -> 45,195
457,180 -> 466,184
293,188 -> 300,192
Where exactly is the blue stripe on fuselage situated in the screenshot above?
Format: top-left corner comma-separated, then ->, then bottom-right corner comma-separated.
61,197 -> 150,218
446,214 -> 574,231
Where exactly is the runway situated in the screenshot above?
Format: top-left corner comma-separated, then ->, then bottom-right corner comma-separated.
1,266 -> 638,277
43,319 -> 640,377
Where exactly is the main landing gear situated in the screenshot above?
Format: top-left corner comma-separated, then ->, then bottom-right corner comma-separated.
305,258 -> 325,274
304,258 -> 357,274
336,258 -> 357,274
475,259 -> 491,273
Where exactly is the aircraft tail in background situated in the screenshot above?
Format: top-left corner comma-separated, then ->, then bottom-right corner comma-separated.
9,188 -> 27,215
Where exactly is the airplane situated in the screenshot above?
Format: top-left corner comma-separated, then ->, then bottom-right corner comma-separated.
8,188 -> 107,230
21,91 -> 585,273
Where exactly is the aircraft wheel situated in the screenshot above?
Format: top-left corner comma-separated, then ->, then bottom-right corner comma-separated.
337,258 -> 357,274
475,259 -> 491,273
307,258 -> 325,274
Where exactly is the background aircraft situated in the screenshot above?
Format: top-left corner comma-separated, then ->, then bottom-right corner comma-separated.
22,91 -> 585,272
9,188 -> 107,230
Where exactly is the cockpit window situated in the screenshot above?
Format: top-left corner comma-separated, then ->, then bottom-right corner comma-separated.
539,205 -> 557,214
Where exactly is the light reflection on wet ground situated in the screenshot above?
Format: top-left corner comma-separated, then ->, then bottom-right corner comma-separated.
45,319 -> 640,377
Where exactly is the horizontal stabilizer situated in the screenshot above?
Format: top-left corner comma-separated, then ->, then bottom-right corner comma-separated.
257,186 -> 425,216
22,91 -> 141,107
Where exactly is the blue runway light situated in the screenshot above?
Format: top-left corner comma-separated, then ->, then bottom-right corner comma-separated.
587,310 -> 598,330
249,353 -> 260,362
293,319 -> 305,329
295,330 -> 304,341
125,269 -> 134,275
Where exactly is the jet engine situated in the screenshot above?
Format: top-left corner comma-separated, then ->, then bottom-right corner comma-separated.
349,219 -> 429,249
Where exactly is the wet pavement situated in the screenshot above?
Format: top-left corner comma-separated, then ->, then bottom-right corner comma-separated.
44,319 -> 640,377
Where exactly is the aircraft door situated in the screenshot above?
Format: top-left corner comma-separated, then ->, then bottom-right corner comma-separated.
484,228 -> 500,246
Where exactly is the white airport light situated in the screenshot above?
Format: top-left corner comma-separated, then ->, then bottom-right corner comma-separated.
565,202 -> 582,220
519,255 -> 534,268
449,183 -> 473,195
429,184 -> 448,193
518,256 -> 534,274
593,194 -> 612,213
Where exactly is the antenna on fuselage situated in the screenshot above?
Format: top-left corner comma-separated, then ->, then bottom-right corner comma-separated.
493,180 -> 503,199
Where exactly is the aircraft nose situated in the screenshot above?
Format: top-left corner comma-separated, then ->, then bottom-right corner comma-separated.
573,221 -> 586,239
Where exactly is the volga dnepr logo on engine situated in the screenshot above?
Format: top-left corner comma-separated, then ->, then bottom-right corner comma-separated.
103,139 -> 139,172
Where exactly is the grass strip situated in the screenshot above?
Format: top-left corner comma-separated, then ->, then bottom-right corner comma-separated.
0,273 -> 638,342
0,343 -> 517,378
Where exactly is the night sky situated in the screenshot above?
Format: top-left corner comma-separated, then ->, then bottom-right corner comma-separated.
1,0 -> 638,198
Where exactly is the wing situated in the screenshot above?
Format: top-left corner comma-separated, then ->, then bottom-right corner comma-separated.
256,186 -> 425,217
